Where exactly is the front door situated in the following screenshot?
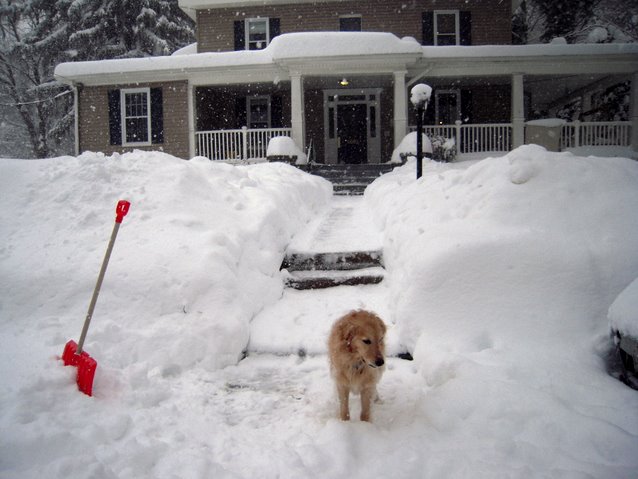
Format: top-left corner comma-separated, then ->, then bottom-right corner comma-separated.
337,104 -> 367,164
324,89 -> 381,164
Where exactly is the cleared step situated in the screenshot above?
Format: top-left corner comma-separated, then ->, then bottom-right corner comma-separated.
283,267 -> 385,290
282,250 -> 383,271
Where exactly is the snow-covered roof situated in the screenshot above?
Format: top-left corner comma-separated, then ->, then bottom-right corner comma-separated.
54,32 -> 423,86
54,32 -> 638,87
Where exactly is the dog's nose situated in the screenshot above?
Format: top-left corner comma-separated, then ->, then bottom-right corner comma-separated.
375,358 -> 385,367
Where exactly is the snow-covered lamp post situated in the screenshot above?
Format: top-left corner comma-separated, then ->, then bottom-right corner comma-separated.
410,83 -> 432,179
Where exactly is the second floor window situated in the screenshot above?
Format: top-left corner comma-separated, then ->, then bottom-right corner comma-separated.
434,11 -> 459,46
340,15 -> 362,32
422,10 -> 471,46
246,18 -> 268,50
235,18 -> 280,51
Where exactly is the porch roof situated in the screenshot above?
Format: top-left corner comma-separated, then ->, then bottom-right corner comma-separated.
54,32 -> 638,87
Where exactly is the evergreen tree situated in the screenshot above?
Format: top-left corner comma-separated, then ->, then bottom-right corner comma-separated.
0,0 -> 194,158
67,0 -> 194,60
535,0 -> 599,43
0,0 -> 74,158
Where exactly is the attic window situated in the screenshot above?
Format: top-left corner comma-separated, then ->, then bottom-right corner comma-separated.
246,18 -> 269,50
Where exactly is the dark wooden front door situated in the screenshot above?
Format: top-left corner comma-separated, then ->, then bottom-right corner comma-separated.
337,104 -> 367,164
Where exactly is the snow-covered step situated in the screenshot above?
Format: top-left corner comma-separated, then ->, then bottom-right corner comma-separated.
281,250 -> 383,271
283,266 -> 385,290
247,283 -> 406,357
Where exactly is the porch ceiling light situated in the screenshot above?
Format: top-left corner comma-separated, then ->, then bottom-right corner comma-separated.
339,78 -> 349,86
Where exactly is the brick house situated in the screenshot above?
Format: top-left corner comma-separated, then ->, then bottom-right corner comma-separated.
55,0 -> 638,164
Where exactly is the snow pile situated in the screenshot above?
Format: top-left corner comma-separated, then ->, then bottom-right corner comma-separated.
609,277 -> 638,338
266,136 -> 307,165
0,151 -> 331,374
389,131 -> 433,164
2,145 -> 638,478
366,145 -> 638,475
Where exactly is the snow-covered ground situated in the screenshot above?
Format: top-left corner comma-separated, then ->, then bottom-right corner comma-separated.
1,146 -> 638,478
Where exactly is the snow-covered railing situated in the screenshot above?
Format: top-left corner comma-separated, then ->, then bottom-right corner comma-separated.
560,121 -> 631,150
413,122 -> 512,154
196,127 -> 292,161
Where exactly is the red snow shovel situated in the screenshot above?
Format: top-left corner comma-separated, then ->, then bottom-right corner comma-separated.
62,199 -> 131,396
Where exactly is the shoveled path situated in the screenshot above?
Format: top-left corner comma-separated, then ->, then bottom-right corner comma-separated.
248,196 -> 405,356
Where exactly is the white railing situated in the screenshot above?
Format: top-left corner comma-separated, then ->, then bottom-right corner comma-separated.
560,121 -> 631,150
411,121 -> 631,155
196,127 -> 292,161
414,122 -> 512,154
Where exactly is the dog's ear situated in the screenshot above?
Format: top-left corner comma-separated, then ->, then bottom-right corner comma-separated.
342,323 -> 358,351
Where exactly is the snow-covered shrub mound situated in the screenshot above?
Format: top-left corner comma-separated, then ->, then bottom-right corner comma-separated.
0,151 -> 331,375
266,136 -> 307,165
389,131 -> 433,164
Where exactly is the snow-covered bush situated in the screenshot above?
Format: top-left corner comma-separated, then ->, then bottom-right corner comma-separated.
389,131 -> 433,164
266,136 -> 308,165
430,135 -> 457,163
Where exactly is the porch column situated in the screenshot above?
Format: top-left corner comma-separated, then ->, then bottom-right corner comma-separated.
393,70 -> 408,148
511,73 -> 525,149
187,83 -> 196,158
631,72 -> 638,152
290,73 -> 305,150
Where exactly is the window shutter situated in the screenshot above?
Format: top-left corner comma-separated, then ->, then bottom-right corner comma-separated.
269,18 -> 280,41
108,89 -> 122,145
234,20 -> 245,50
150,88 -> 164,144
271,95 -> 283,128
422,12 -> 434,46
460,11 -> 472,45
235,96 -> 246,128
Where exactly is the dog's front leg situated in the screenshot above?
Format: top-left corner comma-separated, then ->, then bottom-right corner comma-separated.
337,384 -> 350,421
360,387 -> 374,422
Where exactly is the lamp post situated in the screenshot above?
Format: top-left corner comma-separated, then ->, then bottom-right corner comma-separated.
410,83 -> 432,179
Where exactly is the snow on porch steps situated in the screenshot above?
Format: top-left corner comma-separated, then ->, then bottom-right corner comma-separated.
247,283 -> 404,357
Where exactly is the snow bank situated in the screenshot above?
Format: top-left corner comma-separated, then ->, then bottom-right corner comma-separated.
366,145 -> 638,475
0,151 -> 331,373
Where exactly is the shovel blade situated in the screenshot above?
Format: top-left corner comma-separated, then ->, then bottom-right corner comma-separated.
62,340 -> 98,396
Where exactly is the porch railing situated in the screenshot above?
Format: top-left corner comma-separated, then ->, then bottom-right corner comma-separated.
414,122 -> 512,154
411,121 -> 631,155
195,127 -> 292,162
560,121 -> 631,150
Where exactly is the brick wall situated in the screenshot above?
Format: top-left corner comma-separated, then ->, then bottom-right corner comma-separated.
196,0 -> 511,52
78,81 -> 190,159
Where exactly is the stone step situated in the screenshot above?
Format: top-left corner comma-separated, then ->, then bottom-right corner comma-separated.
281,250 -> 383,272
283,267 -> 385,290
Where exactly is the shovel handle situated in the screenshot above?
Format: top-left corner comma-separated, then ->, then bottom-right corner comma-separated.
116,200 -> 130,224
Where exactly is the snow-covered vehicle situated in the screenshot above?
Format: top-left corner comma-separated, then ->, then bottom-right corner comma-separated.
609,278 -> 638,388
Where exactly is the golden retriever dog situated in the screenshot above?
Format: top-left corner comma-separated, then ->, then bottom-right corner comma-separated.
328,310 -> 386,422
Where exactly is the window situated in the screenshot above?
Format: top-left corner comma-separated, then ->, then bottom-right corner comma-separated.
434,11 -> 459,46
234,18 -> 280,51
340,15 -> 362,32
422,11 -> 471,46
247,96 -> 271,128
121,88 -> 151,145
246,18 -> 269,50
435,90 -> 461,125
108,88 -> 163,147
